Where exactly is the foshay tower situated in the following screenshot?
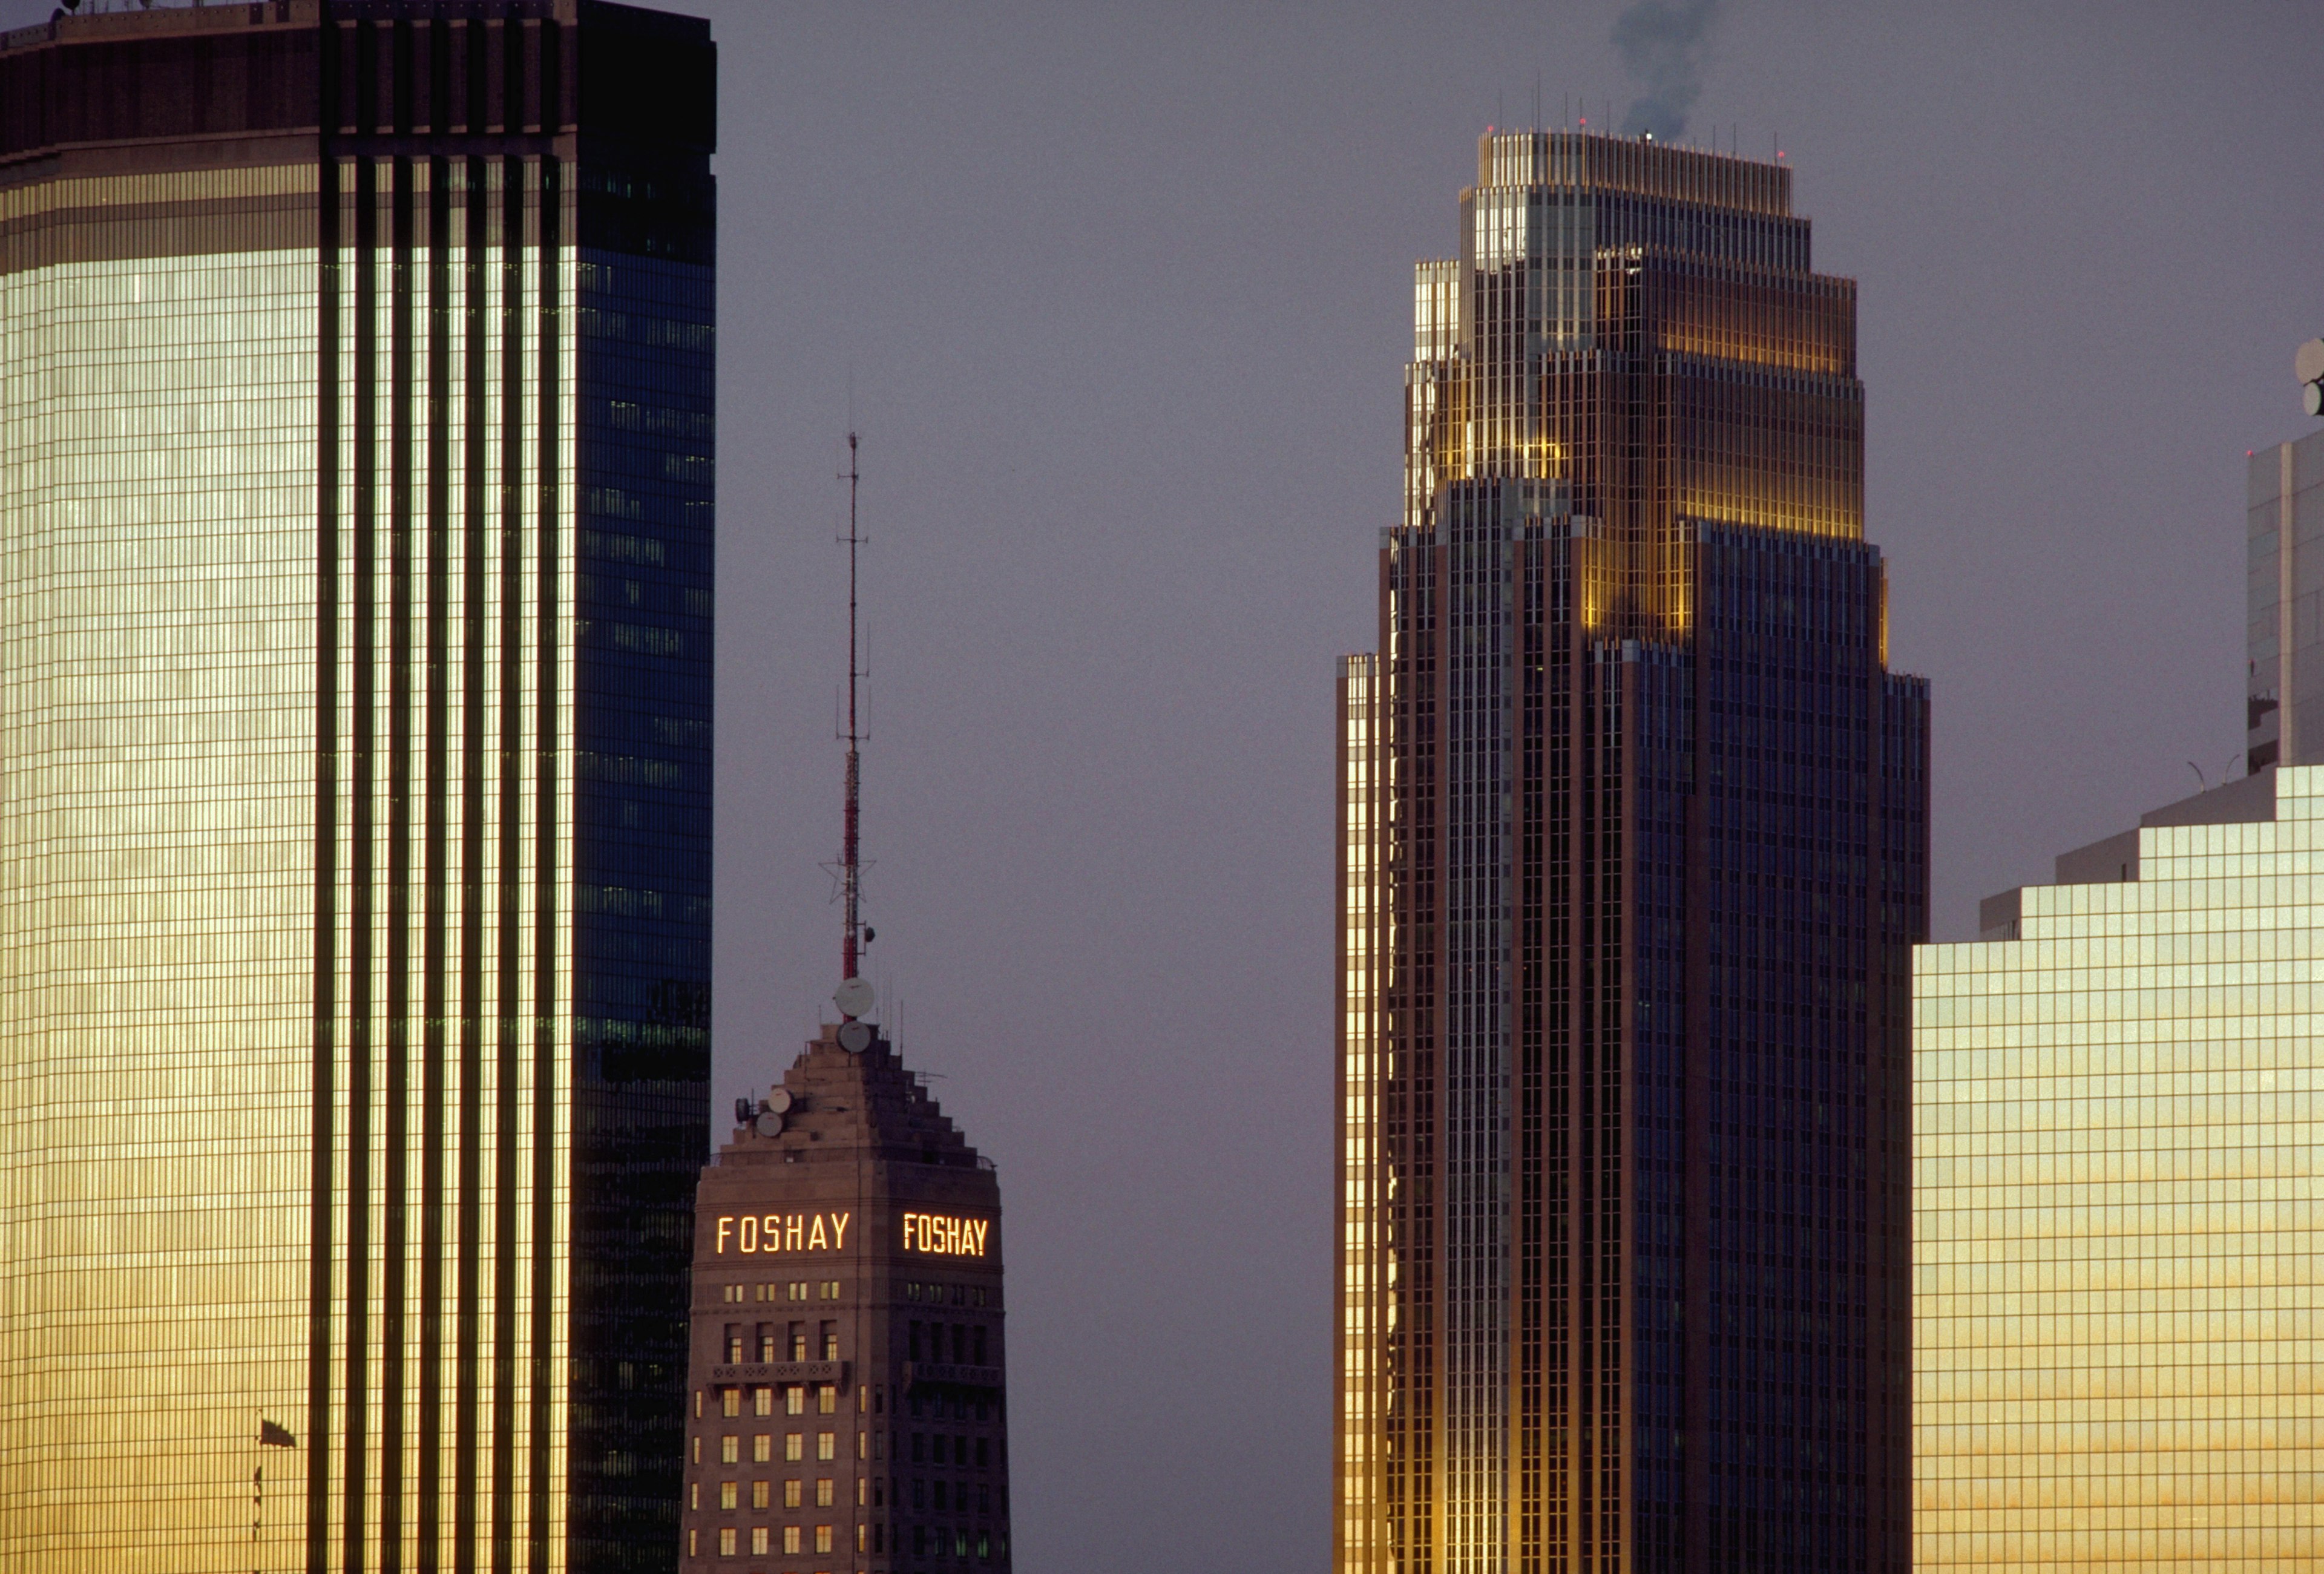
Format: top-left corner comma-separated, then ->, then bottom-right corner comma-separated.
1336,133 -> 1929,1574
680,440 -> 1010,1572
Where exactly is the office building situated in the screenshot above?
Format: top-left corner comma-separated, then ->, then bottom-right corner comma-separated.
680,1016 -> 1009,1572
0,4 -> 715,1568
1919,762 -> 2321,1569
1338,131 -> 1929,1574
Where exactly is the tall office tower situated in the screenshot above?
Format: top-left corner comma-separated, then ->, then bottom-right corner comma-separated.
0,5 -> 714,1569
1337,132 -> 1929,1574
1920,762 -> 2320,1570
2244,425 -> 2324,772
680,1016 -> 1010,1573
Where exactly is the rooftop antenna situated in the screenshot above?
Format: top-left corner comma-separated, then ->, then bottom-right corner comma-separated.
835,432 -> 870,1015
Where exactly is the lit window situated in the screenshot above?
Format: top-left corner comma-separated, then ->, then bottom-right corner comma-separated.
815,1526 -> 834,1553
784,1478 -> 803,1509
856,1478 -> 868,1507
789,1281 -> 808,1302
753,1387 -> 773,1417
687,1530 -> 697,1557
717,1526 -> 735,1557
752,1435 -> 771,1463
785,1433 -> 804,1463
718,1481 -> 737,1510
783,1526 -> 802,1555
816,1432 -> 836,1461
818,1384 -> 836,1415
688,1483 -> 698,1510
821,1279 -> 841,1299
726,1333 -> 743,1363
721,1389 -> 740,1418
751,1480 -> 769,1509
786,1386 -> 804,1415
691,1437 -> 701,1464
858,1431 -> 868,1460
815,1478 -> 835,1507
820,1323 -> 839,1360
750,1527 -> 769,1555
720,1436 -> 738,1465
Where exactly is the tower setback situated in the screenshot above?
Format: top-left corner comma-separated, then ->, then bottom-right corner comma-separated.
1338,131 -> 1929,1574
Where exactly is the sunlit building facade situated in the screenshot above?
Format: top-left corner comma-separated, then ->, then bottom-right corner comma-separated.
0,4 -> 714,1569
1338,132 -> 1929,1574
1918,763 -> 2324,1569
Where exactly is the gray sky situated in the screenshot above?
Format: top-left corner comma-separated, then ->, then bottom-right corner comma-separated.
710,7 -> 2323,1566
10,1 -> 2322,1567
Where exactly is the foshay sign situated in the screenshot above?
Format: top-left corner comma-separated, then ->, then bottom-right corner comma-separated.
901,1212 -> 990,1258
714,1212 -> 851,1255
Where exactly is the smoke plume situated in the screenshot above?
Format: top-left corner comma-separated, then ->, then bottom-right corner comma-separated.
1612,0 -> 1719,139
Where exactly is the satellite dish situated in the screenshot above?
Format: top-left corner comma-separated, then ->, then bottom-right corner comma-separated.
2307,381 -> 2324,419
753,1112 -> 785,1138
838,1021 -> 873,1054
763,1088 -> 793,1115
833,976 -> 875,1019
2296,338 -> 2324,387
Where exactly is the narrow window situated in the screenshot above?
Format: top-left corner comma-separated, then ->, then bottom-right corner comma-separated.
723,1324 -> 742,1363
784,1478 -> 803,1509
758,1324 -> 776,1363
688,1482 -> 698,1510
976,1438 -> 988,1468
913,1478 -> 925,1510
950,1323 -> 965,1363
858,1523 -> 869,1553
909,1321 -> 923,1362
821,1321 -> 839,1360
790,1281 -> 808,1301
789,1322 -> 807,1361
911,1433 -> 924,1464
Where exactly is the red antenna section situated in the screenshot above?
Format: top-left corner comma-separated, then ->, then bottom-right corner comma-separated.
839,431 -> 866,998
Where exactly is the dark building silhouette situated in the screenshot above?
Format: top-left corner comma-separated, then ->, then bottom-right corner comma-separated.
1336,131 -> 1929,1574
0,4 -> 714,1569
680,1020 -> 1010,1573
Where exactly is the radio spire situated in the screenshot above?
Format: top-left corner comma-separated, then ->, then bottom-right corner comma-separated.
839,431 -> 865,995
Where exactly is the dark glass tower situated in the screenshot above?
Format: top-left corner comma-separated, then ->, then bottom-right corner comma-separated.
1336,133 -> 1929,1574
0,5 -> 714,1569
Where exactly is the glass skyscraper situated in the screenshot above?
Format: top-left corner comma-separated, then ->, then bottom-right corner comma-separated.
2245,427 -> 2324,773
1918,763 -> 2323,1569
1338,131 -> 1929,1574
0,4 -> 714,1569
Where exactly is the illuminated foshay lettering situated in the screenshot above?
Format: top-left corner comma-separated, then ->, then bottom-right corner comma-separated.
899,1212 -> 990,1258
711,1211 -> 853,1255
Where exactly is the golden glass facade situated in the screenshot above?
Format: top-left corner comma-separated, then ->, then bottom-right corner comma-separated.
1341,131 -> 1926,1574
1916,764 -> 2324,1569
0,7 -> 716,1570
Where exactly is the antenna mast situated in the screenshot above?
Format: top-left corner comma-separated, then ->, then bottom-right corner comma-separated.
840,432 -> 865,992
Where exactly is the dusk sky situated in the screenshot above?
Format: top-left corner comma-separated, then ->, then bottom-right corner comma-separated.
7,1 -> 2319,1567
